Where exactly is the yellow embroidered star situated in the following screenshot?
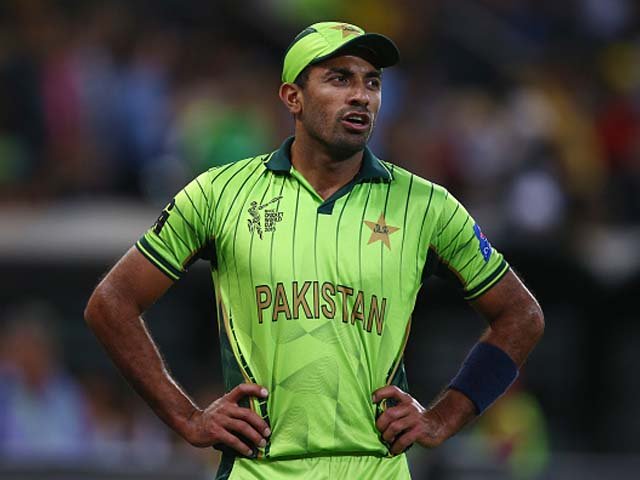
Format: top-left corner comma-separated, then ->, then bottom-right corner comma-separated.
330,23 -> 362,39
364,214 -> 400,250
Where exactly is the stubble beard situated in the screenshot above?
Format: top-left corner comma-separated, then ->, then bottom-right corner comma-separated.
301,109 -> 374,160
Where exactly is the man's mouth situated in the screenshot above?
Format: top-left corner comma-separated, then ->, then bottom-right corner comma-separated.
340,112 -> 371,133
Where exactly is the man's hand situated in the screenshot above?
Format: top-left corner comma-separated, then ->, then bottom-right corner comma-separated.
373,386 -> 449,455
184,383 -> 271,457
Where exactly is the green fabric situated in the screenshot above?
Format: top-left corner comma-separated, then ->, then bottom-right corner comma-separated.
425,190 -> 509,300
282,21 -> 399,83
136,138 -> 508,461
265,136 -> 392,214
227,454 -> 410,479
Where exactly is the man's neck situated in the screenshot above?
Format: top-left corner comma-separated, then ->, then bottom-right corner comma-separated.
290,131 -> 364,201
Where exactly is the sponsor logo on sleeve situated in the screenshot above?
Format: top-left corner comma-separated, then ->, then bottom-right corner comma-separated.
473,223 -> 492,262
153,198 -> 175,234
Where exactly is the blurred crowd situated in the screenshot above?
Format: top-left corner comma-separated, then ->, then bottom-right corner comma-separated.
0,301 -> 220,471
1,0 -> 639,237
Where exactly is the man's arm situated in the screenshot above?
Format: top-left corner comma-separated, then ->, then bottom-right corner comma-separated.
84,248 -> 270,456
373,269 -> 544,455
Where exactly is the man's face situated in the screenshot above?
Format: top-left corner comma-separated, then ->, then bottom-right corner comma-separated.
296,55 -> 382,157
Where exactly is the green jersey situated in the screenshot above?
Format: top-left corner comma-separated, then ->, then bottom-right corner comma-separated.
136,137 -> 508,462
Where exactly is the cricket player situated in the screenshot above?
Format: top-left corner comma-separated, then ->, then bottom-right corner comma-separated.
85,21 -> 544,479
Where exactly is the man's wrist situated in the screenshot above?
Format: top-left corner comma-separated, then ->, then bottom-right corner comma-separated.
170,405 -> 203,443
421,407 -> 447,446
426,389 -> 476,443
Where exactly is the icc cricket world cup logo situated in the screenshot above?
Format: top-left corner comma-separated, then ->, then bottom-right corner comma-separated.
247,196 -> 284,239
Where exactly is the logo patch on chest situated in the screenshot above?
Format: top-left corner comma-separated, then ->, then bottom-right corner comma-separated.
247,196 -> 283,239
364,214 -> 400,250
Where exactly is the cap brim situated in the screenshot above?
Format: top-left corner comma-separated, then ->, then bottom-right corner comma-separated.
310,33 -> 400,70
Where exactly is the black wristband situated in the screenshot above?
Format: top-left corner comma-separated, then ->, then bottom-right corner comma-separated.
449,342 -> 519,414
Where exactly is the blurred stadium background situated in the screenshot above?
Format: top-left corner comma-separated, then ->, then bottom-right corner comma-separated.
1,0 -> 639,478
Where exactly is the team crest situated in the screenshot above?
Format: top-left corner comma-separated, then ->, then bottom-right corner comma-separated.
330,23 -> 362,38
247,196 -> 283,239
364,214 -> 400,250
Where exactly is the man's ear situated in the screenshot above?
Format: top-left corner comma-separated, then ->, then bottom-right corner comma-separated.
279,83 -> 302,115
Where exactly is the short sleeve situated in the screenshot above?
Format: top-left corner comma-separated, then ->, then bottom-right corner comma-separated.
136,172 -> 215,281
426,191 -> 509,300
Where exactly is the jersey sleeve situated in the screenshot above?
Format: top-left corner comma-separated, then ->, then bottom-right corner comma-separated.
426,191 -> 509,300
136,172 -> 215,281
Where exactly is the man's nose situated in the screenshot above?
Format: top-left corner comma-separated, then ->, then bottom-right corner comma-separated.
347,81 -> 370,106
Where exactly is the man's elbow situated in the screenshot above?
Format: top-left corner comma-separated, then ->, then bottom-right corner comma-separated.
84,283 -> 111,330
524,300 -> 545,344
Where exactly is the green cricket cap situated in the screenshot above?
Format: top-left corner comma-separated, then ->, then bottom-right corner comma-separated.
282,21 -> 400,83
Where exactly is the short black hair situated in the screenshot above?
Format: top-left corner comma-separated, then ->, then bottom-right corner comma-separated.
294,66 -> 311,89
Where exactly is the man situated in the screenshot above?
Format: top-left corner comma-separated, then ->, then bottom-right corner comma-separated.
85,21 -> 544,479
1,304 -> 90,460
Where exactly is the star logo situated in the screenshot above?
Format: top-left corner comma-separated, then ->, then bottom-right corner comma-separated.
364,214 -> 400,250
330,23 -> 362,39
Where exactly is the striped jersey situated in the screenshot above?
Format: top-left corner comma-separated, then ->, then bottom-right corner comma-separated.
136,136 -> 508,461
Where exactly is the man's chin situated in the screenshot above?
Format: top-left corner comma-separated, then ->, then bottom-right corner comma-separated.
330,133 -> 370,157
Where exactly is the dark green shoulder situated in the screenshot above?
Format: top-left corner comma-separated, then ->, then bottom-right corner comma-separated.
202,153 -> 272,186
383,162 -> 448,200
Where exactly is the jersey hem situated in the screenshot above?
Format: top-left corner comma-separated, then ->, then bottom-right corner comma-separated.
241,450 -> 394,462
463,259 -> 509,300
215,451 -> 236,480
136,237 -> 183,281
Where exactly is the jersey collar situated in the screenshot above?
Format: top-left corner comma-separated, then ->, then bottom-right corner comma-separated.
265,136 -> 393,182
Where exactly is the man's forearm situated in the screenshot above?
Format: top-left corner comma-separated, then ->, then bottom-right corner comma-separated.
478,302 -> 544,367
426,309 -> 543,442
85,283 -> 199,439
473,270 -> 545,367
429,273 -> 545,442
